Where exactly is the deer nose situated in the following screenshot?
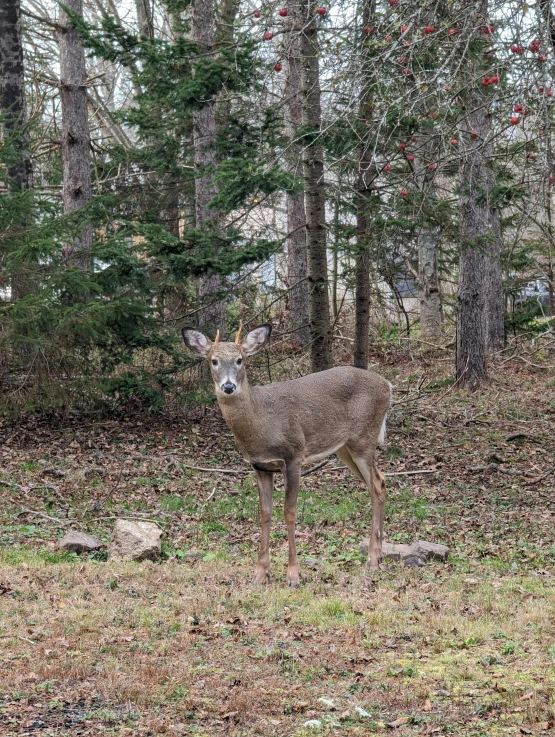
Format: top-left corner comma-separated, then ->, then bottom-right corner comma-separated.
222,382 -> 236,394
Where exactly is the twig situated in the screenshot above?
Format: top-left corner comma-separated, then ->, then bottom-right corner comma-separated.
180,463 -> 248,475
524,466 -> 555,486
301,460 -> 330,477
324,466 -> 437,477
18,635 -> 37,645
18,509 -> 74,526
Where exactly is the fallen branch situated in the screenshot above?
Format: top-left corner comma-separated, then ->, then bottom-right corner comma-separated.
524,466 -> 555,486
17,509 -> 75,526
301,460 -> 329,477
180,463 -> 248,475
468,464 -> 537,478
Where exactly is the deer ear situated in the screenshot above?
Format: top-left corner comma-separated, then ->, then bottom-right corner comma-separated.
241,324 -> 272,356
181,327 -> 212,357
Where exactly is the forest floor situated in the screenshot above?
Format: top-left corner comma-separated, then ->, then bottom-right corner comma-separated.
1,346 -> 555,736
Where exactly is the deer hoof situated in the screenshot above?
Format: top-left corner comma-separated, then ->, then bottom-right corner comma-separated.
251,570 -> 270,585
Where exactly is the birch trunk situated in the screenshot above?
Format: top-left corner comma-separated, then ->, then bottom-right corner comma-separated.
299,0 -> 332,371
284,3 -> 309,347
0,0 -> 33,300
192,0 -> 225,333
59,0 -> 93,270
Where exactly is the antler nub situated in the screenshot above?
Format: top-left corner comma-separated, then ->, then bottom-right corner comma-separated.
234,320 -> 243,345
214,329 -> 220,346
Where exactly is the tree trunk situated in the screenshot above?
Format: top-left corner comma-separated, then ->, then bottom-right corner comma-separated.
417,136 -> 443,343
457,103 -> 495,388
0,0 -> 33,301
299,0 -> 332,372
418,228 -> 443,343
353,0 -> 376,369
135,0 -> 153,38
59,0 -> 93,270
192,0 -> 225,333
284,3 -> 310,347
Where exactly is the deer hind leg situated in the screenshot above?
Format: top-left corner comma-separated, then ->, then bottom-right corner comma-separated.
283,461 -> 302,587
336,445 -> 365,482
252,469 -> 274,584
347,448 -> 386,571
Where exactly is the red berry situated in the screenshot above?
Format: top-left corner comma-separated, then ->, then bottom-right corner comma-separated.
530,39 -> 540,52
549,175 -> 555,183
428,163 -> 437,170
548,90 -> 553,97
527,153 -> 535,159
539,87 -> 544,93
401,25 -> 408,33
449,28 -> 457,36
430,113 -> 438,119
274,63 -> 282,72
540,130 -> 544,135
482,78 -> 490,86
513,104 -> 523,112
510,116 -> 520,125
402,67 -> 409,75
483,24 -> 494,34
471,131 -> 478,139
412,136 -> 417,142
489,74 -> 499,84
424,25 -> 435,35
407,154 -> 415,162
384,164 -> 391,172
385,35 -> 393,41
317,6 -> 326,15
278,8 -> 288,16
524,108 -> 531,115
389,0 -> 398,6
398,142 -> 406,149
510,44 -> 519,53
263,31 -> 273,40
254,10 -> 261,17
363,26 -> 373,35
451,138 -> 458,145
400,188 -> 408,196
399,55 -> 407,63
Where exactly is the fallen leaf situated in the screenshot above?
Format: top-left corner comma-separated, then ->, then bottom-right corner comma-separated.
423,699 -> 432,711
387,716 -> 410,728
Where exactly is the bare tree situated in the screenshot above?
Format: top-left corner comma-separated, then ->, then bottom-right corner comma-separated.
298,0 -> 332,371
417,135 -> 443,343
59,0 -> 92,269
284,2 -> 309,348
192,0 -> 225,333
0,0 -> 33,300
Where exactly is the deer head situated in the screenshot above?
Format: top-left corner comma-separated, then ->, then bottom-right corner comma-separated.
182,323 -> 272,397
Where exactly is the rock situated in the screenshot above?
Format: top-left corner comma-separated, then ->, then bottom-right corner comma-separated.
410,540 -> 449,562
109,520 -> 162,562
402,555 -> 426,568
59,530 -> 102,554
359,538 -> 449,565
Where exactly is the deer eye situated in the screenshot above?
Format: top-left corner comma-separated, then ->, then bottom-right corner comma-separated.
211,359 -> 218,366
236,358 -> 242,365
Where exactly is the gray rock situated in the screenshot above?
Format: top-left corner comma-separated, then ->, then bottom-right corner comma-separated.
410,540 -> 449,562
359,538 -> 449,565
59,530 -> 102,554
109,520 -> 162,562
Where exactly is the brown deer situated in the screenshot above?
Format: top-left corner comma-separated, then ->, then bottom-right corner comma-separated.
182,323 -> 392,586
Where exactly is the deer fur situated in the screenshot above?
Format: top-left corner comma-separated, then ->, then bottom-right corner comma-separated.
182,323 -> 392,586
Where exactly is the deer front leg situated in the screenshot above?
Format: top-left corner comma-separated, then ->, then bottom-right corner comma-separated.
252,469 -> 273,584
283,461 -> 301,587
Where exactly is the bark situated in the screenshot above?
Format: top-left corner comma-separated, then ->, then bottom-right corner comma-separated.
0,0 -> 33,300
353,0 -> 376,370
457,104 -> 494,388
135,0 -> 153,38
192,0 -> 225,333
59,0 -> 93,270
417,136 -> 443,343
298,0 -> 332,372
284,3 -> 309,347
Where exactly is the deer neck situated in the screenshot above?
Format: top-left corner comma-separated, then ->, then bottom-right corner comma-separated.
216,380 -> 259,453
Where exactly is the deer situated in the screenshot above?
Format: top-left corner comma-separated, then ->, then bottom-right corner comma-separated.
182,322 -> 392,586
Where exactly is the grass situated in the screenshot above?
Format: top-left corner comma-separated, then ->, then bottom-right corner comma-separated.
0,356 -> 554,735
